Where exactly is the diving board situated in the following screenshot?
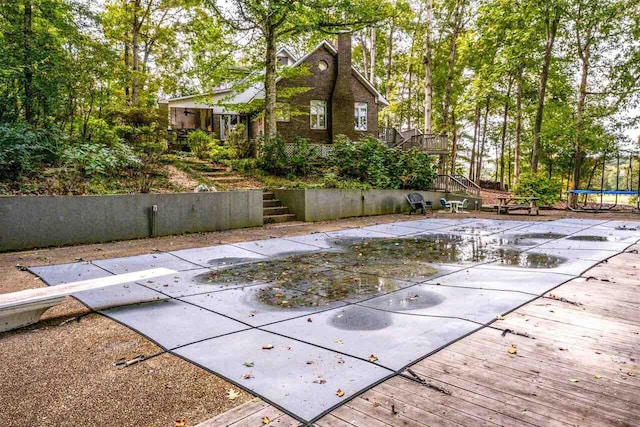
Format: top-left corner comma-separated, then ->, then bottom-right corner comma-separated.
0,267 -> 176,333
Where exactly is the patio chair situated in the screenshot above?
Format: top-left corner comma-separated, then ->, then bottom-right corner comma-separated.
406,193 -> 432,215
460,198 -> 470,213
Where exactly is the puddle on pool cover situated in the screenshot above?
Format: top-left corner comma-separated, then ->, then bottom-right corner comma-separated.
567,235 -> 614,242
329,306 -> 392,331
513,232 -> 567,240
198,235 -> 566,308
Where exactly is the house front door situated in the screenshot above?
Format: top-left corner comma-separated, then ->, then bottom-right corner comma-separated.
219,114 -> 239,141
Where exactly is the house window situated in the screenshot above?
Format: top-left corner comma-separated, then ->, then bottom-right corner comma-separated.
276,102 -> 290,122
310,100 -> 327,130
277,56 -> 289,66
355,102 -> 368,131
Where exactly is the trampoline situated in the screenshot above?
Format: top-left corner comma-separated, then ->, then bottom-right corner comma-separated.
567,150 -> 640,212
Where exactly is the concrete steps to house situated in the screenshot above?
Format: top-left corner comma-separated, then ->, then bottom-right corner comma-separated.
262,191 -> 296,223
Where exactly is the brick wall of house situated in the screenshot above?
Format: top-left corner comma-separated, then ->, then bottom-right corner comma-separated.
275,43 -> 379,144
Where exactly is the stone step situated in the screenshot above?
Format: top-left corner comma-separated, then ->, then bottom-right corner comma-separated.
263,192 -> 276,200
263,206 -> 290,216
264,213 -> 297,224
202,171 -> 228,177
208,176 -> 245,183
263,199 -> 282,208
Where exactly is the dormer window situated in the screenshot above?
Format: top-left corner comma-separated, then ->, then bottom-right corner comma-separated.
277,56 -> 289,67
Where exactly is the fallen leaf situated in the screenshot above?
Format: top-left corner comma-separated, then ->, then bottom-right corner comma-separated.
174,420 -> 186,427
307,317 -> 313,322
594,374 -> 602,379
569,378 -> 579,383
336,389 -> 345,397
496,315 -> 506,320
369,354 -> 379,362
306,360 -> 314,365
337,358 -> 345,364
227,389 -> 240,400
243,361 -> 254,367
262,416 -> 270,425
241,373 -> 254,380
262,344 -> 274,350
507,345 -> 517,355
313,377 -> 327,384
334,339 -> 344,344
628,372 -> 636,377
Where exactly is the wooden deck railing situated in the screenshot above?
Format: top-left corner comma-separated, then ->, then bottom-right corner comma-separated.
433,174 -> 479,198
379,128 -> 449,155
451,174 -> 481,198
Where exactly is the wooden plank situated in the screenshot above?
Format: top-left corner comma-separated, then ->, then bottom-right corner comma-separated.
330,404 -> 391,427
196,398 -> 268,426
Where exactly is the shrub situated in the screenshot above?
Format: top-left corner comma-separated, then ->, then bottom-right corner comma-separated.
400,149 -> 438,190
223,158 -> 258,174
61,142 -> 140,176
257,134 -> 317,177
329,135 -> 436,190
512,172 -> 562,206
225,124 -> 253,159
0,122 -> 60,180
187,130 -> 218,160
329,135 -> 402,188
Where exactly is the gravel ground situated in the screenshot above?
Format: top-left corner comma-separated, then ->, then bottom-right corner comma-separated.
2,209 -> 639,426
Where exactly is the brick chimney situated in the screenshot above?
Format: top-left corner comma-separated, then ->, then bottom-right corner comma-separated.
331,32 -> 356,140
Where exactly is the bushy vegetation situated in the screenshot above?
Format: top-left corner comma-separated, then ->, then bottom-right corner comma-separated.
512,172 -> 562,206
329,135 -> 437,190
257,134 -> 318,177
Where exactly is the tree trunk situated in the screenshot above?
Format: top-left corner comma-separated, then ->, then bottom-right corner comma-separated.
131,0 -> 141,106
23,0 -> 33,123
424,0 -> 433,134
361,33 -> 369,79
570,39 -> 591,208
476,96 -> 491,184
469,104 -> 480,180
531,5 -> 560,173
385,24 -> 394,127
450,111 -> 458,173
499,78 -> 513,190
124,32 -> 130,102
263,25 -> 278,137
369,27 -> 376,84
514,70 -> 523,182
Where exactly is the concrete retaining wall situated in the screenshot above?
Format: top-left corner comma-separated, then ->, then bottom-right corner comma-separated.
0,191 -> 263,252
273,189 -> 481,222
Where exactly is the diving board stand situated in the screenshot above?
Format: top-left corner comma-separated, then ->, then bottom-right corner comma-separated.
0,267 -> 176,333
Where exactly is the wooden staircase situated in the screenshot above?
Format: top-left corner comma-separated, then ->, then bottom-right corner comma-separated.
263,191 -> 296,224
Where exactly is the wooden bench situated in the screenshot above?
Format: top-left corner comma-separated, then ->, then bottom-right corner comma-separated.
0,267 -> 176,333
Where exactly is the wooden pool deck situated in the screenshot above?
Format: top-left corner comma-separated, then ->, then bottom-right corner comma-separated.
199,245 -> 640,427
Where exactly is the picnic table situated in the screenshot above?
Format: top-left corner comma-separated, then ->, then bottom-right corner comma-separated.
496,196 -> 539,215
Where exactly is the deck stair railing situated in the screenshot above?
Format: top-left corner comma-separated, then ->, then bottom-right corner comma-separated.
451,175 -> 481,198
433,174 -> 479,198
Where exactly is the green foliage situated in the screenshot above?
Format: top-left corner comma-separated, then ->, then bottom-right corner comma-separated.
329,136 -> 436,190
223,158 -> 258,174
512,172 -> 562,206
322,172 -> 372,190
401,149 -> 439,190
225,124 -> 253,159
257,135 -> 318,177
61,142 -> 140,177
187,130 -> 218,160
0,123 -> 59,180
